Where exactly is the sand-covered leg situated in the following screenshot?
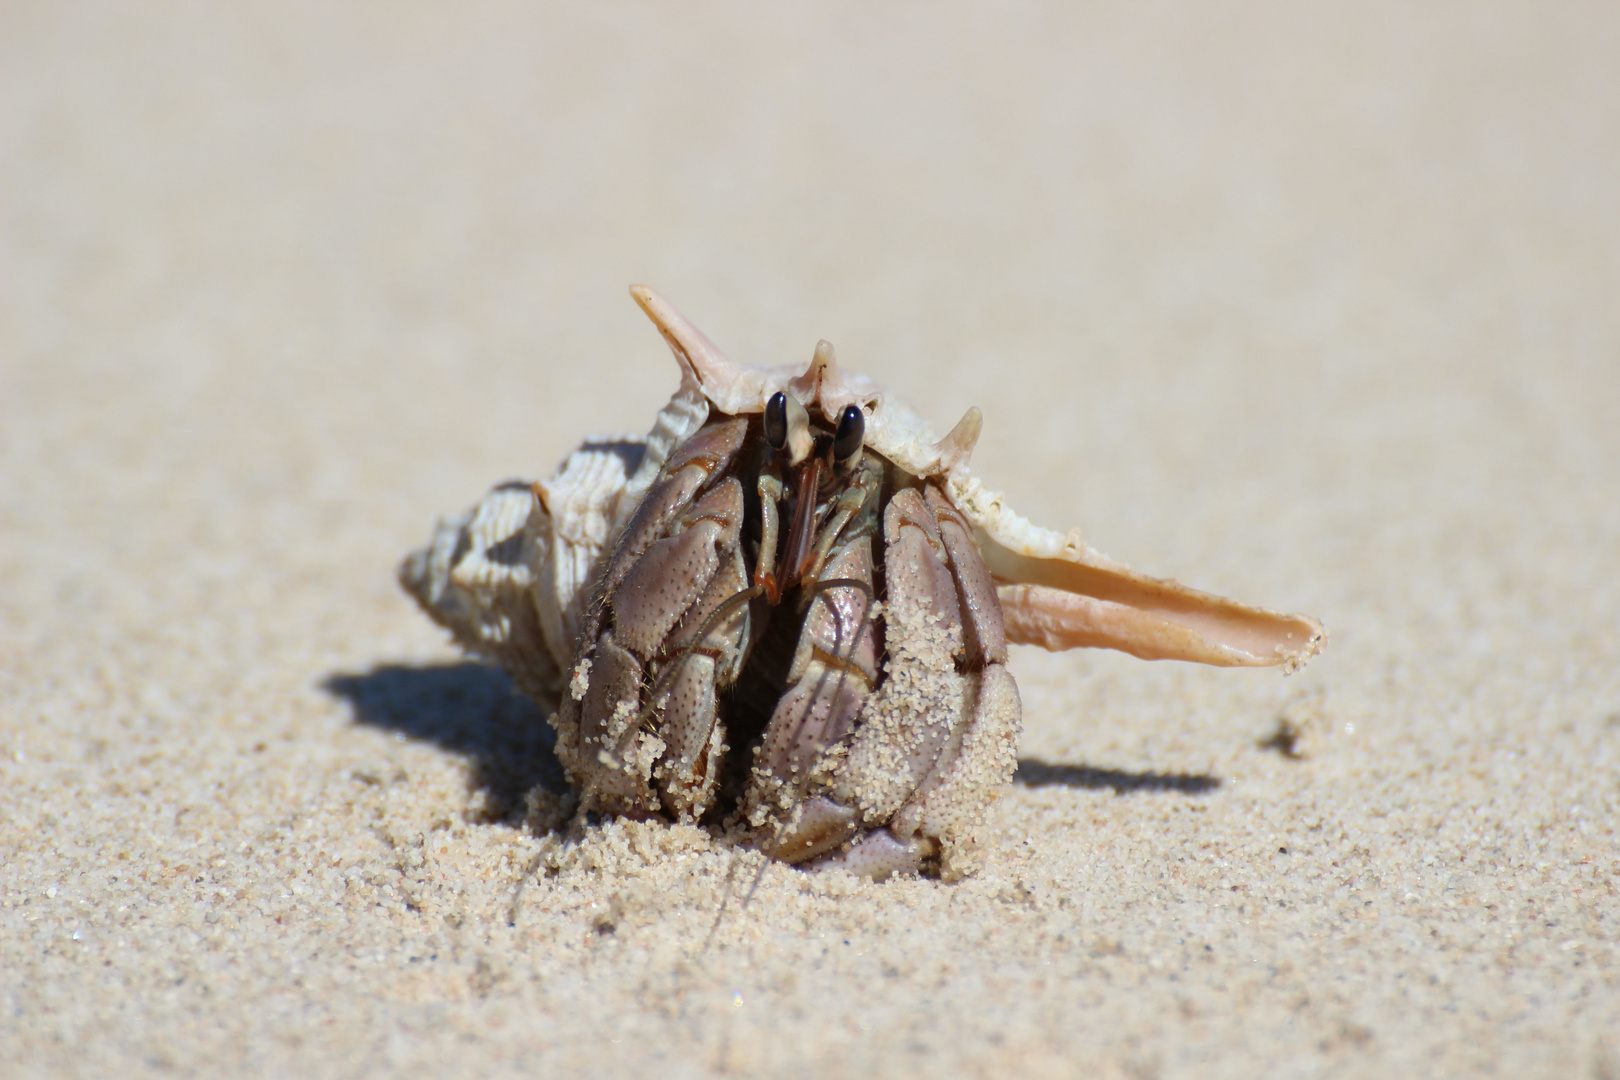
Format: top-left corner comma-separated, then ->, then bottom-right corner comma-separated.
652,504 -> 752,821
744,536 -> 880,861
883,664 -> 1021,880
823,487 -> 969,850
556,418 -> 748,817
806,484 -> 1022,880
881,486 -> 1023,879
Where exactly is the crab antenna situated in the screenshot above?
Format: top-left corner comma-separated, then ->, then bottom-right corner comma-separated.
630,285 -> 741,392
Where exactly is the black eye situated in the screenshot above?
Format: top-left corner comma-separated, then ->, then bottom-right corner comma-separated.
764,392 -> 789,451
832,404 -> 864,463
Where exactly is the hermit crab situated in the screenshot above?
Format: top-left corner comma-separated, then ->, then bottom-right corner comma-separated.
401,287 -> 1324,880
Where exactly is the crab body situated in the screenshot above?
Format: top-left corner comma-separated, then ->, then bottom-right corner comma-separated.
401,287 -> 1324,879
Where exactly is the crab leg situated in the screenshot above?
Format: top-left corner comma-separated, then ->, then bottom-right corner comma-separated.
745,533 -> 881,860
803,477 -> 879,584
754,469 -> 786,602
831,487 -> 968,825
555,416 -> 750,816
646,503 -> 754,821
810,483 -> 1022,881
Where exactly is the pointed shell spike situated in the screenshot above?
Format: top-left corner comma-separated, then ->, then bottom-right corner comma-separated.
789,339 -> 839,409
934,406 -> 983,471
630,285 -> 741,392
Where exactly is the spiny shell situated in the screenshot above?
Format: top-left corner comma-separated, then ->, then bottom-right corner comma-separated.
401,286 -> 1323,711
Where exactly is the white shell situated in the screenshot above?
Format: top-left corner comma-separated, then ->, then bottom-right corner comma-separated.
401,287 -> 1324,702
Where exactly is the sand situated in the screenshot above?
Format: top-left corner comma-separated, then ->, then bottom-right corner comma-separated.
3,3 -> 1617,1076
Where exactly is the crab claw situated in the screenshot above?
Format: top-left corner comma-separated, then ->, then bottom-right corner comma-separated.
948,478 -> 1324,671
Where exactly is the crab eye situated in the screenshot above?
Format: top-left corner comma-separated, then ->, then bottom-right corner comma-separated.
764,392 -> 790,451
832,404 -> 864,464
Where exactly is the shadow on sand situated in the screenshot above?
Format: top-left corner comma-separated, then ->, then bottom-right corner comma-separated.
323,661 -> 568,822
323,661 -> 1221,820
1013,759 -> 1221,795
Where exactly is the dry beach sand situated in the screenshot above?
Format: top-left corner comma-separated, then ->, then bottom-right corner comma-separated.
3,3 -> 1618,1076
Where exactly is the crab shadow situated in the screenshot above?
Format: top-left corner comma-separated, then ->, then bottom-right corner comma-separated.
1013,759 -> 1221,795
322,661 -> 568,823
322,661 -> 1221,823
